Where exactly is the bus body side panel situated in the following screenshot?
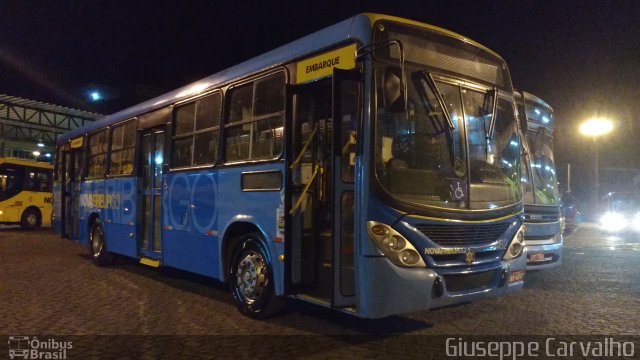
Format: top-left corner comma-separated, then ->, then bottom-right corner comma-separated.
102,177 -> 138,258
162,170 -> 220,278
78,179 -> 106,246
0,190 -> 52,225
40,191 -> 53,227
52,182 -> 62,233
216,162 -> 285,294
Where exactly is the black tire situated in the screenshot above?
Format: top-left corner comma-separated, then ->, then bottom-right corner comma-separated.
90,219 -> 114,266
229,233 -> 284,318
20,208 -> 41,230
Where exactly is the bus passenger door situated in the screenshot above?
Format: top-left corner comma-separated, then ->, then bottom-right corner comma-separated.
139,128 -> 165,260
285,69 -> 359,309
61,148 -> 83,239
331,69 -> 359,307
286,78 -> 336,297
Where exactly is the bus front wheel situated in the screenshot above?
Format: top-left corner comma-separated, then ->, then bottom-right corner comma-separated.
229,234 -> 284,318
90,219 -> 114,266
21,208 -> 41,230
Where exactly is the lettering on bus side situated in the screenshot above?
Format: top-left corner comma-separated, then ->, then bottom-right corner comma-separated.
79,193 -> 121,209
295,44 -> 357,84
44,196 -> 53,204
305,56 -> 340,74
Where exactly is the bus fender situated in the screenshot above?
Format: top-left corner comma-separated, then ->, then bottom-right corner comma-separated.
220,217 -> 280,293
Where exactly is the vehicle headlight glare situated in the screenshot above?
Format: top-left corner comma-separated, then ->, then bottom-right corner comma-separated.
367,221 -> 426,268
633,213 -> 640,232
600,212 -> 627,231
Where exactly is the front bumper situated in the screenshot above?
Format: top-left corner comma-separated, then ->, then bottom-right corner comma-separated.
356,252 -> 526,318
524,241 -> 563,270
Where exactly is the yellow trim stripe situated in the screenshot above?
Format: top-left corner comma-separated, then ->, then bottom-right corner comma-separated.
140,258 -> 160,267
405,211 -> 523,224
0,158 -> 53,169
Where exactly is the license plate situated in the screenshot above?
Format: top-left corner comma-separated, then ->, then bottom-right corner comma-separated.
508,270 -> 525,283
529,252 -> 546,262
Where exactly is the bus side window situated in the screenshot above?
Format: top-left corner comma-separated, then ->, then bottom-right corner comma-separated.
172,92 -> 221,168
224,72 -> 284,162
26,171 -> 36,191
38,171 -> 51,192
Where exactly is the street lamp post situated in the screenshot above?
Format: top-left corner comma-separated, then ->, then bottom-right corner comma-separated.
579,118 -> 613,213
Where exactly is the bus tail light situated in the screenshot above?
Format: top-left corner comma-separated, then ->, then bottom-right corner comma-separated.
367,221 -> 426,268
503,225 -> 525,260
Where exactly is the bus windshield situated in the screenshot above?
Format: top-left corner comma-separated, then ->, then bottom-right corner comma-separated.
526,128 -> 559,205
374,24 -> 520,210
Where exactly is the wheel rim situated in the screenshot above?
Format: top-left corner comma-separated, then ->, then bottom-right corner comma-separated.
235,250 -> 267,303
26,214 -> 37,226
91,227 -> 103,258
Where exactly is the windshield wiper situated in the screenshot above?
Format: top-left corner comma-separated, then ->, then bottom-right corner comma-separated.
486,87 -> 498,139
422,71 -> 454,131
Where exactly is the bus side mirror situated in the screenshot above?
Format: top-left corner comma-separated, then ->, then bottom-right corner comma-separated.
356,40 -> 407,112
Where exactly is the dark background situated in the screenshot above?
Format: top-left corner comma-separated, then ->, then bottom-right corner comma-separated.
1,0 -> 639,215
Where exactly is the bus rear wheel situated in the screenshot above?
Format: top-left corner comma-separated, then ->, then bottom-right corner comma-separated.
21,208 -> 41,230
90,219 -> 114,266
229,234 -> 284,318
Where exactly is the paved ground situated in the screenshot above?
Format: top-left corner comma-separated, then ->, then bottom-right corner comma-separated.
1,224 -> 639,358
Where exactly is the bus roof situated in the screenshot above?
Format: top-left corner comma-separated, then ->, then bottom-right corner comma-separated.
59,13 -> 505,143
0,158 -> 53,169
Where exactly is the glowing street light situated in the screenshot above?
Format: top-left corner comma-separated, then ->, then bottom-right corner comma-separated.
579,117 -> 613,212
579,118 -> 613,137
90,91 -> 102,101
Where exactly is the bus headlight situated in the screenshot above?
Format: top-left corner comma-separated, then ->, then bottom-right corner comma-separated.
503,225 -> 525,260
367,221 -> 426,268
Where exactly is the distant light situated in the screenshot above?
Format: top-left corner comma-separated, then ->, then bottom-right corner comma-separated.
37,142 -> 45,148
155,155 -> 163,165
534,109 -> 541,115
33,151 -> 41,156
510,140 -> 518,147
45,153 -> 52,158
542,116 -> 550,123
90,91 -> 102,101
579,118 -> 613,137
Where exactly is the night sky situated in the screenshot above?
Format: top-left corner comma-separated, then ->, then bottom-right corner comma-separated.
2,0 -> 639,212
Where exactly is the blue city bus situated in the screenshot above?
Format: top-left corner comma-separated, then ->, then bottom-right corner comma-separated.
53,14 -> 526,319
515,91 -> 562,269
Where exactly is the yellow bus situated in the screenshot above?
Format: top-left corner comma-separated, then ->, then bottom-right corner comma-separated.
0,158 -> 52,230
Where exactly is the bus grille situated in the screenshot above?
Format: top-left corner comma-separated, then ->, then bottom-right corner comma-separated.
443,270 -> 496,293
415,223 -> 511,246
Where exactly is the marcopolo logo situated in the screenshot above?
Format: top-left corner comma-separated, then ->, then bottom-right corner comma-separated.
8,336 -> 72,360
